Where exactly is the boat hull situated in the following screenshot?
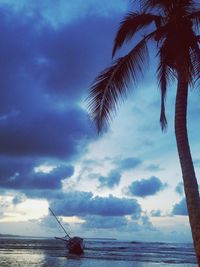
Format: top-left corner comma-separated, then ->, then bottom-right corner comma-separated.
66,237 -> 84,254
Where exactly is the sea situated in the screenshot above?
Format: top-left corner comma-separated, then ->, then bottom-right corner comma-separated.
0,237 -> 197,267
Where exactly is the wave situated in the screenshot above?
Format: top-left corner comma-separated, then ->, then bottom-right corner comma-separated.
0,238 -> 197,264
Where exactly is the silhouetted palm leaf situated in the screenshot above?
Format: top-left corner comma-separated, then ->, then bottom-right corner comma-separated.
189,43 -> 200,78
88,37 -> 149,132
141,0 -> 174,11
112,12 -> 161,57
189,11 -> 200,30
191,42 -> 200,88
141,0 -> 196,12
157,49 -> 175,130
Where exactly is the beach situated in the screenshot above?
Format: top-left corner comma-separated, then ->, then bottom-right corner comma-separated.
0,237 -> 197,267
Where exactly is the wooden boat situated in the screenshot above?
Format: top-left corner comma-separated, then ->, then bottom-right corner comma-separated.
49,208 -> 84,254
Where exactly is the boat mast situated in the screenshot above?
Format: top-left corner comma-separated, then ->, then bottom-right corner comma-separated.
49,207 -> 71,239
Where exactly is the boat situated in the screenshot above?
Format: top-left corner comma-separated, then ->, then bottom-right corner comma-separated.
55,236 -> 84,254
66,236 -> 84,254
49,208 -> 84,254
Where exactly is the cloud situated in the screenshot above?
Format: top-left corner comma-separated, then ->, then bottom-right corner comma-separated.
0,9 -> 104,162
0,0 -> 128,27
140,215 -> 155,230
0,108 -> 95,159
82,214 -> 155,231
12,194 -> 26,205
150,210 -> 162,217
175,182 -> 184,195
50,191 -> 142,217
172,198 -> 188,216
0,200 -> 10,209
22,189 -> 65,200
126,176 -> 167,198
98,170 -> 121,188
40,214 -> 69,231
193,159 -> 200,168
0,4 -> 132,174
145,164 -> 163,172
115,157 -> 142,171
82,215 -> 128,229
0,159 -> 74,190
37,16 -> 119,99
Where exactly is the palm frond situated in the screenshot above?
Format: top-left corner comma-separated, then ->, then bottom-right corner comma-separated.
141,0 -> 197,14
189,42 -> 200,88
188,11 -> 200,32
88,0 -> 200,133
157,49 -> 175,131
112,12 -> 161,57
88,37 -> 149,132
175,28 -> 199,84
140,0 -> 173,12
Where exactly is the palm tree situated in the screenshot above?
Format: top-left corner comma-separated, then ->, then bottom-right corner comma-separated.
88,0 -> 200,264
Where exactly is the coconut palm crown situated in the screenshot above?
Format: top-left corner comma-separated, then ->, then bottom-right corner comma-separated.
88,0 -> 200,131
88,0 -> 200,264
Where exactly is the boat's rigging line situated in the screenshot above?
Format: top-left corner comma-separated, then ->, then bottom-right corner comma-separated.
48,207 -> 71,239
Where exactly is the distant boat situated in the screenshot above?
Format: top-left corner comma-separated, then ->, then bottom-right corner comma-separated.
49,208 -> 84,254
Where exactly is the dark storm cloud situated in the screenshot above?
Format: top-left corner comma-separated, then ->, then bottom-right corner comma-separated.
50,191 -> 142,217
38,16 -> 118,98
0,5 -> 129,199
172,198 -> 188,216
127,176 -> 167,198
98,170 -> 121,188
0,159 -> 74,190
0,8 -> 113,159
0,8 -> 118,107
0,10 -> 41,114
0,107 -> 95,158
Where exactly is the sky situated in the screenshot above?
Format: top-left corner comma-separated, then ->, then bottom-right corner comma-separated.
0,0 -> 200,243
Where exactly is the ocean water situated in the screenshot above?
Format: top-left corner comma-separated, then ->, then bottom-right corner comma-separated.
0,237 -> 197,266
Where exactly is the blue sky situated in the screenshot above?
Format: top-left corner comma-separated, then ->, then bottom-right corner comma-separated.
0,0 -> 199,242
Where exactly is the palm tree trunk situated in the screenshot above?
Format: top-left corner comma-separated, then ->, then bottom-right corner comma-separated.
175,72 -> 200,265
